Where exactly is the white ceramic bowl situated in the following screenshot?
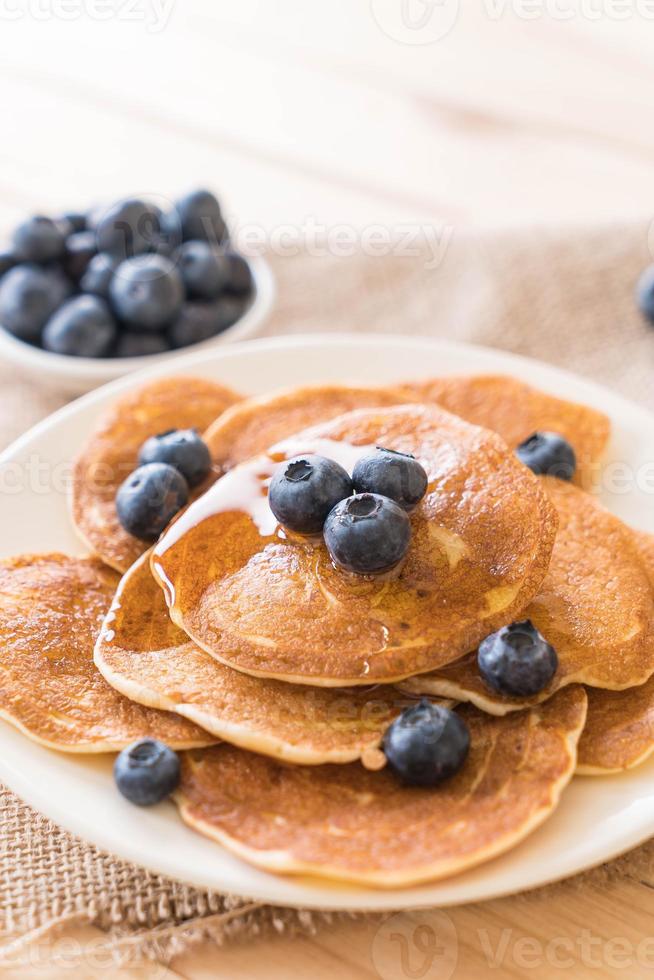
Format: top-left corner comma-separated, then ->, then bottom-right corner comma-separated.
0,255 -> 275,395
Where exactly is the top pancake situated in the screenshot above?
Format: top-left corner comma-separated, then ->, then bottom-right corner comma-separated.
71,376 -> 241,573
204,383 -> 408,470
95,551 -> 409,765
0,553 -> 210,751
152,404 -> 557,686
402,375 -> 609,488
176,686 -> 587,887
401,485 -> 654,713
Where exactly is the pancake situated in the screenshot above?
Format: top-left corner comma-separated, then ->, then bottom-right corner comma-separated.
71,376 -> 241,573
175,686 -> 587,887
400,484 -> 654,713
203,383 -> 409,470
95,552 -> 410,765
0,554 -> 210,752
403,374 -> 610,488
577,678 -> 654,774
152,404 -> 557,686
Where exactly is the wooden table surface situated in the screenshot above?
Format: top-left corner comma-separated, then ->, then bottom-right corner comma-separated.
3,2 -> 654,976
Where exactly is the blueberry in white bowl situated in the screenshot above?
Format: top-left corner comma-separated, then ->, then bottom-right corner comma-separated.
13,215 -> 66,263
110,254 -> 184,330
42,295 -> 117,357
114,739 -> 180,806
0,264 -> 71,342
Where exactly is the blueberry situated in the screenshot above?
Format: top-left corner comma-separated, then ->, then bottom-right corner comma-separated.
116,462 -> 189,540
95,198 -> 161,260
352,448 -> 428,512
42,295 -> 117,357
269,455 -> 352,535
115,331 -> 170,358
176,189 -> 228,245
110,255 -> 184,330
80,252 -> 118,298
324,493 -> 410,575
167,296 -> 244,348
114,738 -> 180,806
383,700 -> 470,787
138,429 -> 211,487
478,620 -> 558,697
150,208 -> 182,256
636,265 -> 654,324
57,211 -> 87,234
175,240 -> 230,300
516,431 -> 576,480
224,251 -> 253,296
0,249 -> 19,278
0,264 -> 71,341
12,215 -> 66,263
63,230 -> 97,281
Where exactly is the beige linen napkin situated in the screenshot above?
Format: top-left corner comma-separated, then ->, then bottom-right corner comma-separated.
1,221 -> 654,963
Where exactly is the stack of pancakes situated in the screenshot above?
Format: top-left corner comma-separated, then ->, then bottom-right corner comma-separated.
3,372 -> 653,888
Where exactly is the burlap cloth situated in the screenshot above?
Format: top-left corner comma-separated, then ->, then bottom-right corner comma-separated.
2,221 -> 654,964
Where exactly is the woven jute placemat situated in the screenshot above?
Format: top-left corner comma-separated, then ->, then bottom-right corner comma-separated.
1,221 -> 654,963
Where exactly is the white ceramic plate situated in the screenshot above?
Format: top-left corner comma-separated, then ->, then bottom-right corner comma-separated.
1,334 -> 653,912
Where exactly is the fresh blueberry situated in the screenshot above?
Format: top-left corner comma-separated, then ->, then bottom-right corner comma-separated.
116,462 -> 189,540
57,211 -> 87,234
12,215 -> 66,263
149,208 -> 182,256
269,454 -> 352,535
110,255 -> 184,330
352,448 -> 428,512
636,265 -> 654,325
323,493 -> 411,575
80,252 -> 118,298
477,620 -> 558,697
63,230 -> 97,281
42,295 -> 117,357
0,264 -> 71,341
224,251 -> 253,296
167,296 -> 244,348
0,249 -> 19,278
516,431 -> 576,480
114,738 -> 180,806
383,700 -> 470,787
176,189 -> 228,245
115,331 -> 170,357
174,240 -> 230,300
95,198 -> 161,260
138,429 -> 211,487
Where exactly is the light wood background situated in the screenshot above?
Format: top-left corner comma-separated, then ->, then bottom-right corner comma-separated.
2,1 -> 654,976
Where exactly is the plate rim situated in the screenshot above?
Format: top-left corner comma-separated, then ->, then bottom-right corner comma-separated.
1,331 -> 654,911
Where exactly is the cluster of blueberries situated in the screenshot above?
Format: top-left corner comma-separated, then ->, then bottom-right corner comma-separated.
0,189 -> 254,358
112,427 -> 575,803
269,447 -> 429,574
116,429 -> 212,540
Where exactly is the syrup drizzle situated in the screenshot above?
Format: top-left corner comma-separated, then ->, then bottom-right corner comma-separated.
153,437 -> 377,560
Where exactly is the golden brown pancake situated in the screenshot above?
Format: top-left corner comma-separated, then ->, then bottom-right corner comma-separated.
400,483 -> 654,713
175,687 -> 587,887
402,374 -> 610,488
0,554 -> 210,752
152,404 -> 557,686
577,678 -> 654,774
95,552 -> 409,765
71,376 -> 241,573
203,383 -> 409,471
